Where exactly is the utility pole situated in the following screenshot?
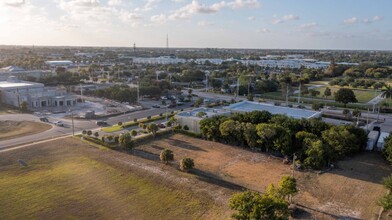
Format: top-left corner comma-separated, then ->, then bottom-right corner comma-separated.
71,111 -> 75,136
236,78 -> 240,101
292,153 -> 297,178
298,72 -> 302,104
366,108 -> 369,131
137,74 -> 140,104
80,84 -> 83,102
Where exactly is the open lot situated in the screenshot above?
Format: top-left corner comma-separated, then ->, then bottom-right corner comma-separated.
0,137 -> 231,219
137,134 -> 392,219
306,86 -> 381,103
0,104 -> 23,115
0,121 -> 52,141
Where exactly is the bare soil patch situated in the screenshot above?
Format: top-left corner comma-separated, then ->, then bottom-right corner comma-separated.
0,120 -> 51,141
137,134 -> 392,219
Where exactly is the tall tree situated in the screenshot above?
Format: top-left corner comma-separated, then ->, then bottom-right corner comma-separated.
334,88 -> 357,107
324,87 -> 332,98
382,85 -> 392,99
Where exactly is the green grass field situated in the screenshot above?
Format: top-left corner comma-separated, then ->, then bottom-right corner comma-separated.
0,138 -> 226,219
305,87 -> 381,103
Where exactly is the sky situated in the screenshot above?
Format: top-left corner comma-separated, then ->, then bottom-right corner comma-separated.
0,0 -> 391,50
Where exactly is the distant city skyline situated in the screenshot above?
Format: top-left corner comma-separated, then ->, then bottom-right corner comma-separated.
1,0 -> 391,50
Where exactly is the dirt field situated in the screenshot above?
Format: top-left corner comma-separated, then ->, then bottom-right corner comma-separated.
137,134 -> 392,219
0,120 -> 52,141
0,137 -> 232,220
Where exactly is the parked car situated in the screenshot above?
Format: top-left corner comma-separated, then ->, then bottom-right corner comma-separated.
54,121 -> 64,127
326,106 -> 337,110
39,117 -> 49,122
152,104 -> 160,108
161,96 -> 168,100
96,120 -> 108,126
158,123 -> 166,128
297,105 -> 306,109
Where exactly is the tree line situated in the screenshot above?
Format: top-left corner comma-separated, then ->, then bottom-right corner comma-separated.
199,111 -> 367,169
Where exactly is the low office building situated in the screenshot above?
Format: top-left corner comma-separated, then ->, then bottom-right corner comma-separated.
175,108 -> 231,133
224,101 -> 322,119
0,77 -> 77,109
0,66 -> 56,80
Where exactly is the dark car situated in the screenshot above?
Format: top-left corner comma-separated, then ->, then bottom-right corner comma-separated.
158,123 -> 166,128
152,104 -> 160,108
96,121 -> 108,126
39,117 -> 49,122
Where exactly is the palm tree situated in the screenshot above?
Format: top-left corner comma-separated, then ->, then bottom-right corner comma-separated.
381,85 -> 392,99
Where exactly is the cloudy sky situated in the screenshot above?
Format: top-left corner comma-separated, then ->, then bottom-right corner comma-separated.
1,0 -> 391,50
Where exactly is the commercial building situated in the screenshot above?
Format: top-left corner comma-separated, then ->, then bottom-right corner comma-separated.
175,108 -> 231,133
0,66 -> 56,80
223,101 -> 322,119
0,77 -> 77,109
176,101 -> 322,134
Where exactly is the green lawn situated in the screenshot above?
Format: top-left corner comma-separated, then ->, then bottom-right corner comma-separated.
0,138 -> 223,219
101,114 -> 174,133
305,87 -> 381,103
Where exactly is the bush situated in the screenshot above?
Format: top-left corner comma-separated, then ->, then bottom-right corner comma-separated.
87,130 -> 92,136
147,116 -> 151,120
159,113 -> 163,117
131,129 -> 138,136
82,130 -> 87,135
166,121 -> 172,127
160,149 -> 174,164
133,118 -> 137,122
119,133 -> 133,149
118,122 -> 123,126
183,125 -> 189,130
107,136 -> 113,141
94,132 -> 99,138
180,158 -> 194,172
114,135 -> 119,143
101,136 -> 106,142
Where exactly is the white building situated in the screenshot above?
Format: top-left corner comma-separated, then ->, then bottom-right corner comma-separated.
0,66 -> 56,80
45,60 -> 73,68
0,77 -> 77,109
175,108 -> 231,133
132,56 -> 186,65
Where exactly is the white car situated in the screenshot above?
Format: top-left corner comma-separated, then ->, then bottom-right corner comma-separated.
54,121 -> 64,127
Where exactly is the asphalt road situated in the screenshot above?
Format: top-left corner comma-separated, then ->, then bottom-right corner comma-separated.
0,101 -> 193,149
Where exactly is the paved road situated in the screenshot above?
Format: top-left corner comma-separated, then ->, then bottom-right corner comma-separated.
0,101 -> 193,149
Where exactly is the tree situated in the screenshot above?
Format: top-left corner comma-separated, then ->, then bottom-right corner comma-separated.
352,109 -> 361,118
87,130 -> 92,136
147,123 -> 159,137
383,134 -> 392,164
342,109 -> 351,119
194,97 -> 203,107
303,139 -> 329,169
229,190 -> 289,220
130,129 -> 138,136
324,87 -> 332,98
278,176 -> 298,203
180,158 -> 194,172
94,132 -> 99,138
309,89 -> 320,99
334,88 -> 357,107
247,93 -> 254,101
256,123 -> 291,154
379,175 -> 392,210
119,132 -> 133,148
160,149 -> 174,164
382,85 -> 392,99
20,101 -> 28,112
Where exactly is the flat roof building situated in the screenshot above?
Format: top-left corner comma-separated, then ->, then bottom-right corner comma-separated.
176,108 -> 231,133
0,78 -> 77,109
223,101 -> 322,119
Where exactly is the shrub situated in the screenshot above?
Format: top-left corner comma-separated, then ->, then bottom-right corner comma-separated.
114,135 -> 119,143
118,122 -> 123,126
133,118 -> 137,122
160,149 -> 174,164
107,136 -> 113,141
82,130 -> 87,135
94,132 -> 99,138
147,116 -> 152,120
159,113 -> 163,117
180,158 -> 194,172
87,130 -> 92,136
183,125 -> 189,130
166,121 -> 172,127
119,133 -> 133,149
131,129 -> 138,136
101,136 -> 106,142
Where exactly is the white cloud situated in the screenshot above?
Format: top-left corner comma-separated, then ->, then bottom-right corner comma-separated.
300,22 -> 317,29
272,14 -> 299,24
172,0 -> 185,3
150,14 -> 167,24
108,0 -> 122,6
257,28 -> 269,33
4,0 -> 26,7
143,0 -> 161,11
197,20 -> 214,26
169,0 -> 226,20
228,0 -> 261,9
248,16 -> 256,21
373,15 -> 383,21
344,17 -> 358,25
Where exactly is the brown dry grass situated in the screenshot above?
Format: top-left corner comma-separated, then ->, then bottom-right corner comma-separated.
137,134 -> 392,220
0,120 -> 52,141
0,137 -> 233,219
